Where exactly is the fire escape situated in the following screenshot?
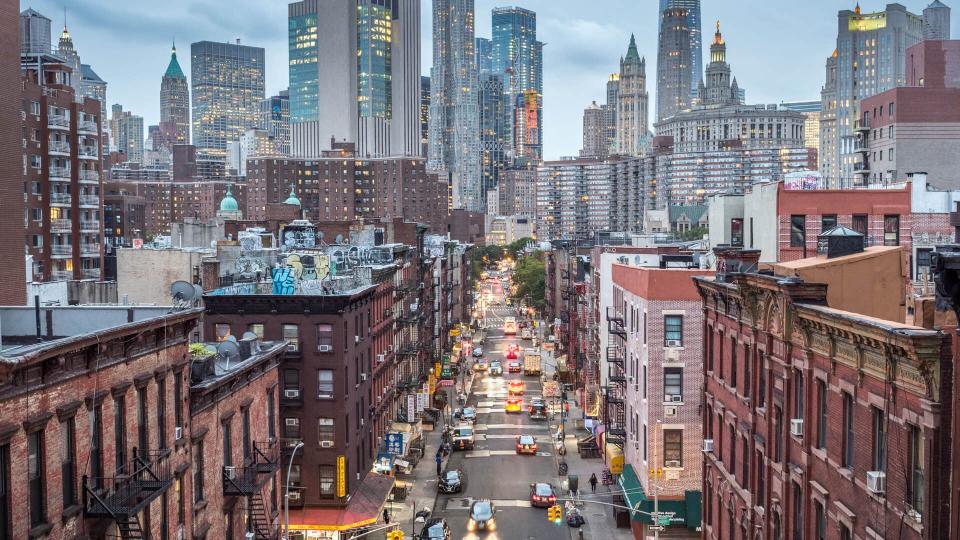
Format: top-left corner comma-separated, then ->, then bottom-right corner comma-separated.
605,308 -> 627,450
82,448 -> 173,539
221,441 -> 282,539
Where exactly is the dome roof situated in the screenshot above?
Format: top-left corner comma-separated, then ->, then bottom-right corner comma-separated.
284,186 -> 301,206
219,185 -> 239,212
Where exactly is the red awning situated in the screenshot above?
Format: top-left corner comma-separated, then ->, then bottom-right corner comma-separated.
288,474 -> 395,532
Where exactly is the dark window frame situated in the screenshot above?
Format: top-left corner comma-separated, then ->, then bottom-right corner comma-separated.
664,315 -> 683,345
790,215 -> 806,248
28,430 -> 46,527
61,417 -> 78,507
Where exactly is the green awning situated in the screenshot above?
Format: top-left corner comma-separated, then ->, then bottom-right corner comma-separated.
618,465 -> 702,530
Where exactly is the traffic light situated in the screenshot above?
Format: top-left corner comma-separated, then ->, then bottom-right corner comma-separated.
548,504 -> 563,524
387,530 -> 405,540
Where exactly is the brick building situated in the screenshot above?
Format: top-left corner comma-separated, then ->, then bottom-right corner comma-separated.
0,1 -> 25,301
696,246 -> 951,540
611,261 -> 712,537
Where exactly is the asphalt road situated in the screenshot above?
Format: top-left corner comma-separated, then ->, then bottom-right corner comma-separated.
433,302 -> 566,540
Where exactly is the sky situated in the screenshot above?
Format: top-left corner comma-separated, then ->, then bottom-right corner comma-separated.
19,0 -> 960,160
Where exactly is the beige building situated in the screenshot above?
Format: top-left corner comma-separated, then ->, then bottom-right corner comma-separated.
117,247 -> 211,304
486,215 -> 534,245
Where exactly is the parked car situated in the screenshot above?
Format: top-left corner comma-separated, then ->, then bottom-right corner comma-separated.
438,469 -> 465,493
473,347 -> 484,357
468,500 -> 497,531
451,424 -> 475,450
455,407 -> 477,424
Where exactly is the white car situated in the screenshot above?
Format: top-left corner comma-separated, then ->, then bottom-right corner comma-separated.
473,347 -> 483,357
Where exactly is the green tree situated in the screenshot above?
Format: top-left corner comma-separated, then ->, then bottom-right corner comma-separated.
506,237 -> 534,259
468,244 -> 508,280
511,252 -> 546,313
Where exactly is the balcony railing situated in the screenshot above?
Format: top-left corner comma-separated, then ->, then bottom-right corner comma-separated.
49,166 -> 71,181
79,146 -> 99,159
79,169 -> 99,183
48,140 -> 70,155
78,120 -> 98,133
48,115 -> 70,130
83,448 -> 172,520
50,270 -> 73,281
50,193 -> 72,205
81,244 -> 101,255
82,268 -> 102,279
80,220 -> 101,231
51,245 -> 72,256
79,195 -> 100,206
51,218 -> 72,232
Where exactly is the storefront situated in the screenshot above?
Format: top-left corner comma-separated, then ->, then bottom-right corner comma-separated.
618,464 -> 702,539
287,474 -> 395,540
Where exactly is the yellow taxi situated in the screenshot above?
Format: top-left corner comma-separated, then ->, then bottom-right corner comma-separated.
505,397 -> 523,413
508,380 -> 525,396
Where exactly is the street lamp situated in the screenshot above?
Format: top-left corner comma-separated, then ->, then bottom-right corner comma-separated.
283,441 -> 305,540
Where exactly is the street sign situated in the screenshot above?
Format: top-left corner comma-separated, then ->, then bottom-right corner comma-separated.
657,515 -> 671,526
649,525 -> 664,532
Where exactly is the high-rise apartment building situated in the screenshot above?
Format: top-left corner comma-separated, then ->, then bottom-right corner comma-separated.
190,40 -> 265,157
420,75 -> 430,154
580,101 -> 607,158
616,35 -> 649,156
656,7 -> 692,122
109,104 -> 144,163
260,90 -> 290,155
820,3 -> 935,184
536,158 -> 612,241
479,73 -> 509,197
476,36 -> 493,74
429,0 -> 481,211
79,64 -> 106,114
288,0 -> 421,158
491,7 -> 543,164
924,0 -> 951,39
159,43 -> 189,152
659,0 -> 702,100
606,73 -> 620,154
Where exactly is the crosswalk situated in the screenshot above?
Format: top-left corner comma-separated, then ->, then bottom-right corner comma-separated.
444,498 -> 533,510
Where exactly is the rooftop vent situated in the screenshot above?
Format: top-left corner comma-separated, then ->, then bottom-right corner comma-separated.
818,225 -> 864,259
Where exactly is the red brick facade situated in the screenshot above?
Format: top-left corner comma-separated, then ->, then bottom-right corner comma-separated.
0,0 -> 25,300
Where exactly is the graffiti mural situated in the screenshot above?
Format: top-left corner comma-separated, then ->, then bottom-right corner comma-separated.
282,223 -> 317,249
271,267 -> 297,295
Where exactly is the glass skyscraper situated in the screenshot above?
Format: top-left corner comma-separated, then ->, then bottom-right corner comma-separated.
659,0 -> 702,98
288,9 -> 318,123
476,37 -> 493,75
491,7 -> 543,164
357,1 -> 393,118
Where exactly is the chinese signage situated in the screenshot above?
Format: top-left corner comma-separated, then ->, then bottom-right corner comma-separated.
416,392 -> 426,412
336,455 -> 346,498
386,432 -> 404,455
407,395 -> 417,422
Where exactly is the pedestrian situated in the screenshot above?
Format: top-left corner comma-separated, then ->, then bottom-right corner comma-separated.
436,453 -> 443,475
589,472 -> 598,493
383,508 -> 390,524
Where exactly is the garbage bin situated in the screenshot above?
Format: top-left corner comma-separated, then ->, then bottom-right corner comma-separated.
568,474 -> 579,494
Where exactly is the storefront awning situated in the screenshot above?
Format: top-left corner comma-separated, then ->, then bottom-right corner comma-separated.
619,465 -> 701,530
288,473 -> 394,532
619,463 -> 648,518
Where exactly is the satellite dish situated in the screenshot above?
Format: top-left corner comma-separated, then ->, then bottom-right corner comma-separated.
634,255 -> 642,265
317,231 -> 325,241
217,339 -> 241,370
241,331 -> 259,341
171,281 -> 198,309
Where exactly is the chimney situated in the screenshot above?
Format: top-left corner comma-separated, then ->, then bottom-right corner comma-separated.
713,246 -> 761,282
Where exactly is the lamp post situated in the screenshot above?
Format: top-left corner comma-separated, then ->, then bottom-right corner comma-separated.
283,441 -> 305,540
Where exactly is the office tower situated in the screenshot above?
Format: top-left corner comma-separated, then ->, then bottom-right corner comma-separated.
780,101 -> 822,168
659,0 -> 702,100
429,0 -> 481,211
923,0 -> 951,39
479,73 -> 509,197
656,7 -> 692,122
260,90 -> 290,155
616,35 -> 649,156
80,65 -> 106,114
476,37 -> 493,74
580,101 -> 607,158
821,4 -> 924,184
160,42 -> 190,152
55,22 -> 83,99
288,0 -> 421,158
820,50 -> 839,181
190,40 -> 265,157
492,7 -> 543,163
421,75 -> 430,154
606,73 -> 620,154
110,104 -> 145,163
19,8 -> 51,56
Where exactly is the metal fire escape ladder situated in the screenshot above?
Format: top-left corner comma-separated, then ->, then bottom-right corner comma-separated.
605,308 -> 627,450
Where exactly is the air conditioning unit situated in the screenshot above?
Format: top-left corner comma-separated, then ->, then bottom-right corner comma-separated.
360,418 -> 365,426
284,389 -> 300,399
666,340 -> 682,348
377,354 -> 385,363
320,440 -> 335,448
175,426 -> 183,440
355,335 -> 361,343
790,419 -> 804,437
664,406 -> 678,417
866,471 -> 886,494
224,466 -> 237,480
670,395 -> 683,403
703,439 -> 714,453
360,373 -> 368,381
286,418 -> 300,427
176,526 -> 185,540
387,344 -> 393,352
289,490 -> 302,503
664,460 -> 681,468
319,345 -> 333,353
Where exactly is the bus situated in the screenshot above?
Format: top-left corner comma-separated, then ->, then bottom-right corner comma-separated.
503,317 -> 517,335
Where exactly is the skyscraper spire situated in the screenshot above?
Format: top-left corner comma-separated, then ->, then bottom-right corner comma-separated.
625,33 -> 641,61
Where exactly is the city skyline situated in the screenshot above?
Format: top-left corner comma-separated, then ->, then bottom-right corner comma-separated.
18,0 -> 960,160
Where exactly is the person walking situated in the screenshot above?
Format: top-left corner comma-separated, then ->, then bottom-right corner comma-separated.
436,452 -> 443,475
589,473 -> 598,493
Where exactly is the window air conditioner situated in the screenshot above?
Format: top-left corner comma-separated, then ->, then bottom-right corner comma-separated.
377,354 -> 385,363
666,340 -> 682,348
319,345 -> 333,353
175,426 -> 183,440
285,418 -> 300,427
284,389 -> 300,399
790,419 -> 804,437
703,439 -> 714,453
320,441 -> 335,448
355,335 -> 361,343
664,460 -> 681,468
360,373 -> 368,381
670,395 -> 683,403
866,471 -> 886,494
224,466 -> 237,480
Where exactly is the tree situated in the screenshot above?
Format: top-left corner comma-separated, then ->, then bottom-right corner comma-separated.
511,252 -> 546,313
506,237 -> 534,259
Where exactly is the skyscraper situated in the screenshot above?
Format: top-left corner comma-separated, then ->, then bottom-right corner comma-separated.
656,7 -> 692,122
160,42 -> 189,151
605,73 -> 619,154
491,7 -> 543,164
580,101 -> 607,158
479,73 -> 508,199
110,104 -> 145,163
659,0 -> 702,100
923,0 -> 951,39
820,4 -> 931,184
429,0 -> 481,211
55,22 -> 82,99
616,35 -> 649,156
476,37 -> 493,75
421,75 -> 430,154
288,0 -> 421,158
190,40 -> 265,157
260,90 -> 290,155
19,8 -> 51,56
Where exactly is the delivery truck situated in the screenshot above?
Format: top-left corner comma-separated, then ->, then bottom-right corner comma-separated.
523,349 -> 542,376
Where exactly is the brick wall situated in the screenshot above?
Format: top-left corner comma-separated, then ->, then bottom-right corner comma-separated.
0,0 -> 26,300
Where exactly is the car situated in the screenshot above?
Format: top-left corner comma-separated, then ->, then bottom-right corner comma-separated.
507,361 -> 522,373
506,348 -> 518,360
455,406 -> 477,424
508,381 -> 525,396
505,397 -> 522,413
451,424 -> 475,450
472,358 -> 488,372
528,400 -> 547,420
516,434 -> 538,455
489,361 -> 503,376
438,469 -> 465,494
468,500 -> 497,531
419,518 -> 451,539
529,482 -> 557,508
473,347 -> 484,357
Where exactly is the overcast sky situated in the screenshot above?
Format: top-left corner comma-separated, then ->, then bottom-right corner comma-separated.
19,0 -> 959,159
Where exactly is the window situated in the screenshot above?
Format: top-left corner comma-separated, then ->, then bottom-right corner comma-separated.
215,323 -> 231,341
743,345 -> 752,399
817,380 -> 827,449
756,450 -> 766,508
160,492 -> 169,540
90,403 -> 103,490
774,405 -> 783,463
664,368 -> 682,400
814,500 -> 826,540
174,370 -> 183,431
908,424 -> 924,511
842,392 -> 854,468
643,425 -> 647,461
290,464 -> 301,487
790,215 -> 806,247
319,465 -> 336,499
242,408 -> 251,462
730,337 -> 738,389
728,428 -> 736,476
318,418 -> 335,446
283,324 -> 299,351
821,214 -> 837,232
176,476 -> 185,524
138,387 -> 149,452
317,369 -> 334,399
194,440 -> 205,502
792,482 -> 802,540
283,369 -> 300,390
793,372 -> 804,423
773,512 -> 782,540
642,365 -> 647,399
871,407 -> 886,472
223,419 -> 233,468
663,429 -> 682,467
28,431 -> 45,527
883,215 -> 900,246
731,218 -> 744,246
283,417 -> 301,440
758,357 -> 766,408
707,332 -> 714,371
852,214 -> 868,235
741,436 -> 749,486
61,417 -> 77,507
916,248 -> 933,279
840,523 -> 852,540
664,315 -> 683,345
247,323 -> 264,339
157,379 -> 167,450
267,388 -> 276,440
317,324 -> 333,348
718,332 -> 725,382
0,445 -> 10,539
115,395 -> 127,473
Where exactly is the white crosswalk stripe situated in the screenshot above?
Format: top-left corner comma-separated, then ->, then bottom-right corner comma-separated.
443,498 -> 533,510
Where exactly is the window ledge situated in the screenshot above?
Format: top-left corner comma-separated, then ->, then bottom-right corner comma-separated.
28,522 -> 53,539
61,504 -> 83,521
838,467 -> 854,482
193,499 -> 208,514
